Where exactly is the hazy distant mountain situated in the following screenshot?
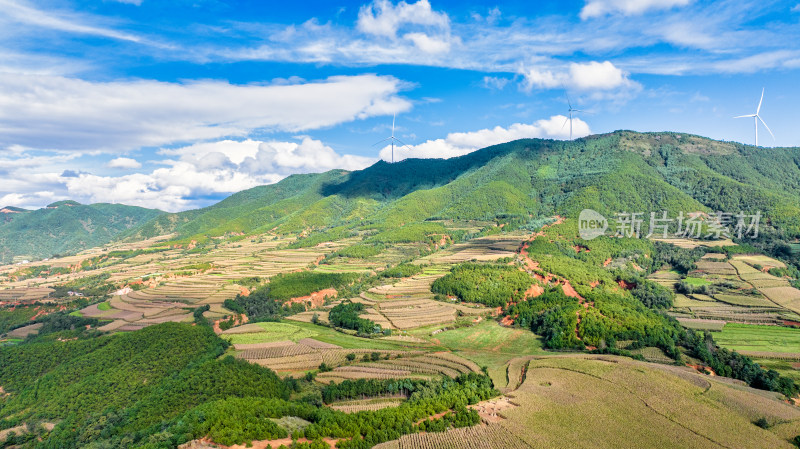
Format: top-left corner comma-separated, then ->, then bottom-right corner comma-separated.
0,201 -> 164,264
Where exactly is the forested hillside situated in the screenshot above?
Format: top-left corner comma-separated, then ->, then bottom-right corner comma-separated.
0,201 -> 163,264
122,131 -> 800,247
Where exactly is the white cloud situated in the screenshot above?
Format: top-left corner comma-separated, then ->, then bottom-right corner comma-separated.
580,0 -> 691,19
242,137 -> 375,175
482,76 -> 511,90
521,60 -> 640,95
47,137 -> 375,212
379,116 -> 591,162
570,61 -> 631,90
0,73 -> 411,153
357,0 -> 449,38
107,157 -> 142,169
190,0 -> 796,80
403,32 -> 451,53
0,0 -> 142,42
658,22 -> 716,49
0,191 -> 59,209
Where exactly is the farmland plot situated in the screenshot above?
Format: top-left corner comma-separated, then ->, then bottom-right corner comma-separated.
499,356 -> 800,449
375,424 -> 529,449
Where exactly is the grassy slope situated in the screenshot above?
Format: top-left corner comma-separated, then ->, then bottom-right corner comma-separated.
413,320 -> 546,386
499,355 -> 800,448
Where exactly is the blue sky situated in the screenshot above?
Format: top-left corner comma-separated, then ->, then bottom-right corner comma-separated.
2,0 -> 800,211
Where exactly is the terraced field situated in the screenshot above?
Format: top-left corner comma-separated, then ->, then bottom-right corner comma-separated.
662,254 -> 800,327
329,397 -> 406,413
415,234 -> 524,264
315,352 -> 481,384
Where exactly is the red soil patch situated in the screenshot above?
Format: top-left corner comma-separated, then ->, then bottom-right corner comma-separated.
30,307 -> 48,321
500,315 -> 515,326
618,279 -> 636,290
524,284 -> 544,298
782,320 -> 800,327
687,364 -> 716,376
561,281 -> 584,300
415,410 -> 451,425
590,281 -> 600,288
603,258 -> 612,267
572,245 -> 590,253
631,263 -> 644,272
287,288 -> 337,309
212,314 -> 249,334
492,307 -> 503,317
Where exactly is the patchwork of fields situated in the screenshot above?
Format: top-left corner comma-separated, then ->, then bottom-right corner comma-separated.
3,220 -> 800,448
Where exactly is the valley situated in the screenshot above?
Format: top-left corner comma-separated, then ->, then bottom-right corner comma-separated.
2,132 -> 800,448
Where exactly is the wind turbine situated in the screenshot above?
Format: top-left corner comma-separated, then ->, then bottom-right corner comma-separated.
373,113 -> 412,163
734,88 -> 774,146
561,92 -> 583,140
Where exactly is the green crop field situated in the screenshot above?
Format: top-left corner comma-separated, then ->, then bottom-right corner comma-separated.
715,323 -> 800,354
223,322 -> 318,345
683,277 -> 712,286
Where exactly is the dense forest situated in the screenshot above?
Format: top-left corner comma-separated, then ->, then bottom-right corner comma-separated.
0,323 -> 495,448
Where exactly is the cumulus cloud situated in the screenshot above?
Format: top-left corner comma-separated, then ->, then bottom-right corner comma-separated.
357,0 -> 449,38
379,116 -> 591,162
107,157 -> 142,169
242,138 -> 375,175
580,0 -> 691,19
43,137 -> 373,211
0,73 -> 411,153
521,60 -> 639,92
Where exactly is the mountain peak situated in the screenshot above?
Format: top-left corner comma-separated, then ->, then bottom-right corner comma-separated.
46,200 -> 82,209
0,206 -> 29,214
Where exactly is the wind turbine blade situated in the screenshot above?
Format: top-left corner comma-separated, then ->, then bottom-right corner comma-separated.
393,137 -> 413,148
758,115 -> 775,140
757,88 -> 764,115
561,117 -> 569,130
733,114 -> 755,118
372,137 -> 393,146
391,114 -> 396,137
562,83 -> 572,109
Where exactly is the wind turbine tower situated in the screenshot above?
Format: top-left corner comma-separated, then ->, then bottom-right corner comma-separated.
562,92 -> 583,141
374,114 -> 412,163
734,88 -> 774,146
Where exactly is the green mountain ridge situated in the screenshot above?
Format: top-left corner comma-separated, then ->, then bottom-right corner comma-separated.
4,130 -> 799,263
124,130 -> 800,245
0,202 -> 164,264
